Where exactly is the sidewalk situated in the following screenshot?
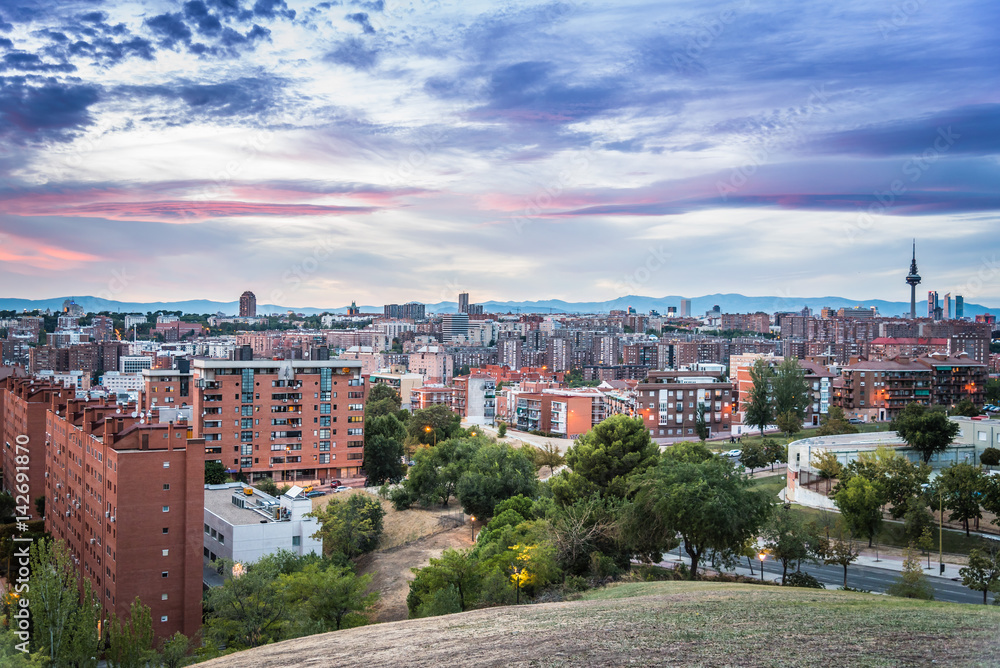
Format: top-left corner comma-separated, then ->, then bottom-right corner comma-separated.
852,552 -> 964,580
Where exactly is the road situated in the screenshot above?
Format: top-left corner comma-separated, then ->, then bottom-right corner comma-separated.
660,548 -> 985,605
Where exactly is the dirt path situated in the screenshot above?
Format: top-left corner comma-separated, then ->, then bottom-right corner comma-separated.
357,524 -> 474,623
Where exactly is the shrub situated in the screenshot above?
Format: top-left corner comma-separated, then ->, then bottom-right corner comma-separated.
784,571 -> 825,589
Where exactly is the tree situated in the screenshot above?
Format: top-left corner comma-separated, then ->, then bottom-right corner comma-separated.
886,548 -> 934,600
959,542 -> 1000,604
815,525 -> 860,588
772,357 -> 810,424
950,398 -> 981,417
694,403 -> 709,442
367,383 -> 401,416
401,437 -> 481,508
204,461 -> 227,485
917,527 -> 935,570
740,441 -> 768,474
983,474 -> 1000,527
986,378 -> 1000,404
840,447 -> 930,520
812,450 -> 843,493
204,557 -> 287,649
308,493 -> 386,559
763,439 -> 786,472
549,496 -> 625,575
891,402 -> 960,463
832,476 -> 884,547
555,415 -> 660,503
34,495 -> 45,519
531,442 -> 565,478
407,404 -> 462,445
903,495 -> 935,543
408,549 -> 484,616
254,477 -> 279,496
762,507 -> 817,585
744,359 -> 774,436
106,597 -> 154,668
497,422 -> 507,438
980,447 -> 1000,470
456,442 -> 537,520
775,410 -> 802,438
937,462 -> 985,537
629,449 -> 773,578
27,539 -> 101,667
816,406 -> 859,437
280,563 -> 377,631
364,413 -> 407,486
156,633 -> 191,668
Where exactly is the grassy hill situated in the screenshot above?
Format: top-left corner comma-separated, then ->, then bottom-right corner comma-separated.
197,581 -> 1000,667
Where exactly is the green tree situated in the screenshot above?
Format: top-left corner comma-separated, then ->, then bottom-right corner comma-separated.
366,384 -> 403,419
772,357 -> 811,421
308,493 -> 386,558
156,632 -> 191,668
204,461 -> 228,485
980,447 -> 1000,470
774,410 -> 802,438
917,527 -> 934,570
816,406 -> 859,437
497,422 -> 507,438
456,442 -> 537,520
253,477 -> 280,496
985,378 -> 1000,404
832,476 -> 884,547
744,359 -> 774,436
27,539 -> 101,666
531,442 -> 565,478
629,446 -> 773,578
762,507 -> 817,585
407,404 -> 462,444
694,403 -> 709,442
106,597 -> 154,668
840,447 -> 930,520
740,440 -> 768,473
407,549 -> 484,616
891,402 -> 960,463
364,413 -> 407,485
959,542 -> 1000,605
886,548 -> 934,600
815,524 -> 860,588
950,398 -> 981,417
552,415 -> 660,505
763,439 -> 787,472
549,495 -> 628,575
204,557 -> 287,649
812,450 -> 843,493
983,474 -> 1000,527
903,495 -> 935,543
937,462 -> 985,537
401,437 -> 481,508
280,563 -> 377,631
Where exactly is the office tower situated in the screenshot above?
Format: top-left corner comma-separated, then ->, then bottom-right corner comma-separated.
239,291 -> 257,317
927,291 -> 938,319
680,299 -> 691,318
943,293 -> 952,319
458,292 -> 470,314
905,241 -> 921,319
441,313 -> 470,343
955,295 -> 964,319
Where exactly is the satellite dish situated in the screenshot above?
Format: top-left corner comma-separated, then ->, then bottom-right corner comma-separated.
131,411 -> 138,418
116,408 -> 122,414
139,419 -> 146,424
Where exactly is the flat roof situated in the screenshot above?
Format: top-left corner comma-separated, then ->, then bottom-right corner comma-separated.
205,487 -> 279,526
789,431 -> 906,451
192,359 -> 363,369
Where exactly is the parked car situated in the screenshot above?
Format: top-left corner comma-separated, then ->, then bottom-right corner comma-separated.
848,418 -> 865,424
723,449 -> 742,458
328,479 -> 341,487
334,485 -> 351,493
305,490 -> 326,498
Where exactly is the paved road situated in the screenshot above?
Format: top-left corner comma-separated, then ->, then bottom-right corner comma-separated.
660,549 -> 987,605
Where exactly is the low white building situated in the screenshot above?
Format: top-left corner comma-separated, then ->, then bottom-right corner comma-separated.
203,483 -> 322,566
100,371 -> 144,396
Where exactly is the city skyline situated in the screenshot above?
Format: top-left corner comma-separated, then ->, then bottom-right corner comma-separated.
1,1 -> 999,305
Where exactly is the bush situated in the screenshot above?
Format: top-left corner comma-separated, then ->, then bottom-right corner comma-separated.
497,422 -> 507,438
784,571 -> 825,589
388,486 -> 414,511
589,551 -> 622,580
415,584 -> 462,618
562,575 -> 590,593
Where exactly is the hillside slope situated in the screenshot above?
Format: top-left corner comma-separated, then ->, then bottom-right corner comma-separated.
198,581 -> 1000,667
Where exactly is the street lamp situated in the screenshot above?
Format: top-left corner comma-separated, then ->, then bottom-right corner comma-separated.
921,483 -> 945,575
757,552 -> 766,583
423,425 -> 437,446
470,516 -> 476,542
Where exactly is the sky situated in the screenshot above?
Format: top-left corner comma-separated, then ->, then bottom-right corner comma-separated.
1,0 -> 999,308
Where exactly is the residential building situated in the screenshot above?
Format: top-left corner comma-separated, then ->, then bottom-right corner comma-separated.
441,313 -> 470,344
635,374 -> 734,441
408,345 -> 454,385
409,385 -> 460,411
240,291 -> 257,318
44,396 -> 204,643
1,376 -> 66,512
369,371 -> 424,410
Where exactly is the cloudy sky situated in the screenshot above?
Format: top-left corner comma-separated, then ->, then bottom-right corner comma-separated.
1,0 -> 999,308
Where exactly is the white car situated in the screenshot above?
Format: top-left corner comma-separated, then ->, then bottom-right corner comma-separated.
333,485 -> 350,493
722,449 -> 742,458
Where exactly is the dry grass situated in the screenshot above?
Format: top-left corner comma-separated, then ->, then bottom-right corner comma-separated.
198,580 -> 1000,668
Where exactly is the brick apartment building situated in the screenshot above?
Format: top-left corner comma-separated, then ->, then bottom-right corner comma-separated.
1,376 -> 64,513
635,370 -> 734,441
833,353 -> 987,421
187,358 -> 366,483
44,395 -> 204,643
409,385 -> 460,411
729,354 -> 833,434
511,387 -> 605,437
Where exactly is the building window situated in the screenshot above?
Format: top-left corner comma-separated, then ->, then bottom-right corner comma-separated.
162,549 -> 169,556
161,616 -> 168,623
161,594 -> 168,600
163,528 -> 169,534
163,462 -> 170,468
218,535 -> 224,545
162,484 -> 170,491
292,536 -> 301,547
161,571 -> 168,578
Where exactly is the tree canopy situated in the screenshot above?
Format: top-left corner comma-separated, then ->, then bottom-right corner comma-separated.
744,358 -> 774,435
891,402 -> 960,463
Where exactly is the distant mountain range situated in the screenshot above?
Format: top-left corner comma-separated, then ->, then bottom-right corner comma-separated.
1,294 -> 997,318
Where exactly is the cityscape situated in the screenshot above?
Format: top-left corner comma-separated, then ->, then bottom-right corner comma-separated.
2,0 -> 1000,665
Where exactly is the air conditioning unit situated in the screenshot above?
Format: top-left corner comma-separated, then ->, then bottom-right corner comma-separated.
110,516 -> 115,523
89,538 -> 95,544
45,472 -> 49,478
105,511 -> 110,517
65,511 -> 70,516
